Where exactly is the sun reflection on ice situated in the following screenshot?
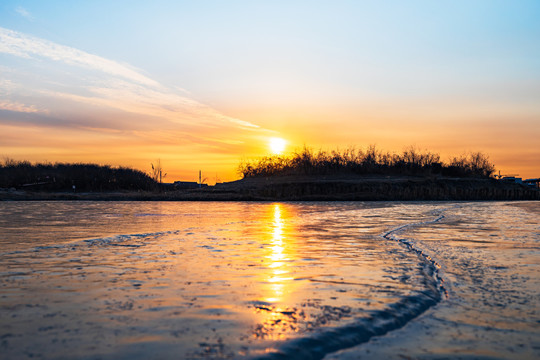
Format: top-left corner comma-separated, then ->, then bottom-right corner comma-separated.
253,203 -> 302,340
266,204 -> 294,302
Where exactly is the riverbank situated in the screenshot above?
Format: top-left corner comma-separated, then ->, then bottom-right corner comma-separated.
1,175 -> 538,201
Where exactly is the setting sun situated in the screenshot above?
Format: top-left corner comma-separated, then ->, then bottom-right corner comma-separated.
269,137 -> 287,155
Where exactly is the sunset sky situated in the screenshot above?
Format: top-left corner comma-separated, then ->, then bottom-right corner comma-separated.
1,1 -> 539,182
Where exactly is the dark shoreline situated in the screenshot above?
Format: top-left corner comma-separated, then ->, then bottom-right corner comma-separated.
1,175 -> 538,201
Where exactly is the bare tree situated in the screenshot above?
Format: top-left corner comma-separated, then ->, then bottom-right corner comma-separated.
150,159 -> 166,183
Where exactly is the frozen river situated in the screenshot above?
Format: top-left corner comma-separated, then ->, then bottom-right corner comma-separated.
1,201 -> 538,359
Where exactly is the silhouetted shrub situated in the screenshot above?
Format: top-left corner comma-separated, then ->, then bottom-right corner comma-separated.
238,146 -> 495,179
0,159 -> 157,191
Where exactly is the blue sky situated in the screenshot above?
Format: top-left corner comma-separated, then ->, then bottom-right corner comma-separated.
1,1 -> 539,180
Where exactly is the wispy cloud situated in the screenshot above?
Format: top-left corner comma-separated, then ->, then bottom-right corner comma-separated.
0,27 -> 262,131
0,27 -> 159,87
15,7 -> 34,21
0,78 -> 46,114
0,100 -> 40,113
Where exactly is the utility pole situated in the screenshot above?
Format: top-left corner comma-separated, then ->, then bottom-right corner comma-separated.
199,170 -> 202,188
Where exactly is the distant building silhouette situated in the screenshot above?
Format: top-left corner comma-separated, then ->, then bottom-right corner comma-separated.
524,178 -> 540,189
173,181 -> 207,189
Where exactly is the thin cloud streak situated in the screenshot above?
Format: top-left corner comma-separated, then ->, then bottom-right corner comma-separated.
15,7 -> 34,21
0,100 -> 41,113
0,27 -> 261,131
0,27 -> 159,87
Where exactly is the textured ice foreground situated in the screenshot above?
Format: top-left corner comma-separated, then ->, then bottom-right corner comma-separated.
0,201 -> 539,359
327,202 -> 540,360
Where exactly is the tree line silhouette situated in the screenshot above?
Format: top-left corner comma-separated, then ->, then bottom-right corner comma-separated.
1,146 -> 497,192
0,159 -> 157,191
238,146 -> 496,179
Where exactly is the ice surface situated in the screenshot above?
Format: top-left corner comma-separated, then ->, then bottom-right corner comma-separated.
1,201 -> 538,359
